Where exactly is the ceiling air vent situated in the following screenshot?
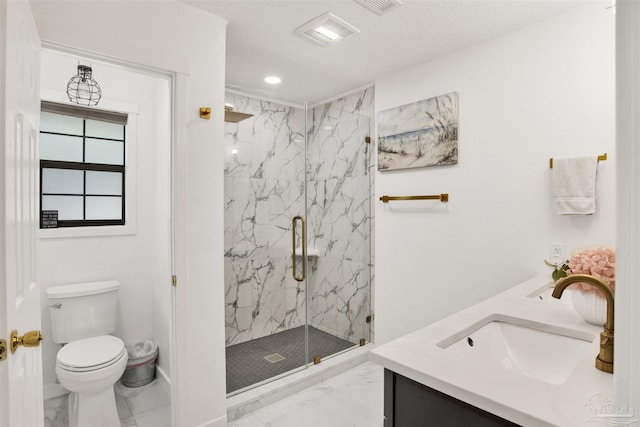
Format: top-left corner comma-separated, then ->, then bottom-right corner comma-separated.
295,12 -> 360,46
353,0 -> 403,16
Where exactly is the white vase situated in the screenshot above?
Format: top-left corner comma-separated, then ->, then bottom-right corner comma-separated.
571,290 -> 607,326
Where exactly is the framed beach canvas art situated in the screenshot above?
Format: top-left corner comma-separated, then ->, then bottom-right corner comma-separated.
377,92 -> 459,171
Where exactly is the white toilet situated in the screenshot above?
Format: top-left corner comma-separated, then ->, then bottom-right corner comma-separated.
47,281 -> 127,427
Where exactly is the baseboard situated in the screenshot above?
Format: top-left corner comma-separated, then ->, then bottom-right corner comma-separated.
43,382 -> 69,400
156,365 -> 171,386
194,414 -> 227,427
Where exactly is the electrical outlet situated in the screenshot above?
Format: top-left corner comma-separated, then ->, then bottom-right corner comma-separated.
549,243 -> 567,265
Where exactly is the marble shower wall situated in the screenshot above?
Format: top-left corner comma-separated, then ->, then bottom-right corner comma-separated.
307,88 -> 375,344
224,94 -> 307,345
224,88 -> 375,347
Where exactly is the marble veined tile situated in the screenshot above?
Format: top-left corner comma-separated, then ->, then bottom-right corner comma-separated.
133,403 -> 171,427
228,413 -> 268,427
262,387 -> 383,427
309,257 -> 370,343
320,87 -> 375,118
250,384 -> 335,425
120,416 -> 139,427
322,362 -> 384,416
307,108 -> 370,181
43,395 -> 68,427
224,89 -> 373,348
117,377 -> 171,416
229,362 -> 384,427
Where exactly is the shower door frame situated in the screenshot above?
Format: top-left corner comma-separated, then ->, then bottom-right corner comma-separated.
223,96 -> 373,396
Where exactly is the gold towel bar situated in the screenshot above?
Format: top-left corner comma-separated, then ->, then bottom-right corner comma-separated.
549,153 -> 607,169
379,194 -> 449,203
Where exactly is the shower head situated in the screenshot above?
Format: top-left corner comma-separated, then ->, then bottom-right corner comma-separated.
224,104 -> 253,123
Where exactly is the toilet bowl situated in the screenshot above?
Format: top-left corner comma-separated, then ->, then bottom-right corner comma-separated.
46,281 -> 125,427
56,335 -> 127,427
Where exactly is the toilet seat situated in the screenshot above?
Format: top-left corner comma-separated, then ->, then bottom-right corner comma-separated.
57,335 -> 125,372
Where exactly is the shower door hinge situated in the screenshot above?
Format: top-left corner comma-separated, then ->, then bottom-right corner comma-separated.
366,315 -> 373,323
365,136 -> 371,144
172,275 -> 177,287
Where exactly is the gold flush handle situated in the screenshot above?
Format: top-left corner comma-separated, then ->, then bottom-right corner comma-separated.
10,330 -> 43,354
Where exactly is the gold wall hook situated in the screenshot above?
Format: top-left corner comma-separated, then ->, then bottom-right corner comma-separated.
199,107 -> 211,120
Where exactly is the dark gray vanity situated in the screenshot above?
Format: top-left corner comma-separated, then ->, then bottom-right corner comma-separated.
384,369 -> 521,426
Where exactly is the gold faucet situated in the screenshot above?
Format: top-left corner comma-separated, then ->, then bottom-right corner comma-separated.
552,274 -> 614,373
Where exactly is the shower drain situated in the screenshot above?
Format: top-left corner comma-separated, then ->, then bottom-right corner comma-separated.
264,353 -> 286,363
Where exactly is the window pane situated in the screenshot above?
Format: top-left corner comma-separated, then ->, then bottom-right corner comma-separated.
85,138 -> 124,165
85,119 -> 124,140
86,171 -> 122,195
40,112 -> 83,135
40,133 -> 83,162
42,168 -> 84,194
42,195 -> 83,220
86,196 -> 122,220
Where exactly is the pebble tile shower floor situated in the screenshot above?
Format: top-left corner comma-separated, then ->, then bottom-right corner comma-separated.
226,326 -> 356,393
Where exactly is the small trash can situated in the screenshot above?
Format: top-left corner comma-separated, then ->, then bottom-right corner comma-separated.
122,341 -> 158,388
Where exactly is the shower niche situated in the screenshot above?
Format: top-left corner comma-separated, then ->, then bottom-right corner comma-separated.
223,89 -> 374,394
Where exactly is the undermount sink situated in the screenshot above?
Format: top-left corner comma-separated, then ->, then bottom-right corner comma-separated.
525,282 -> 571,304
437,314 -> 595,385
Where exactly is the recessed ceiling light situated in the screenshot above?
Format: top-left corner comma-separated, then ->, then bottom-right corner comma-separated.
264,76 -> 281,85
315,26 -> 341,41
295,12 -> 360,47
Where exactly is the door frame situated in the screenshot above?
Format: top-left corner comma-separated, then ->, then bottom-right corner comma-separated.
39,41 -> 180,425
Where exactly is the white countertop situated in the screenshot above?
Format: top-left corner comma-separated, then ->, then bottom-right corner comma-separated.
370,274 -> 614,427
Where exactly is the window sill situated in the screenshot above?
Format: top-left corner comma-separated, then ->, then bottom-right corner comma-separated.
39,223 -> 136,239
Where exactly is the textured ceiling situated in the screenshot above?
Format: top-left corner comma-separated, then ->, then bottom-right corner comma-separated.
183,0 -> 592,105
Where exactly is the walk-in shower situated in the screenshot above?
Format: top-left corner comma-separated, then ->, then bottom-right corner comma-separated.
223,89 -> 374,394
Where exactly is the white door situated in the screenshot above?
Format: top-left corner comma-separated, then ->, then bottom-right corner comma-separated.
0,1 -> 43,426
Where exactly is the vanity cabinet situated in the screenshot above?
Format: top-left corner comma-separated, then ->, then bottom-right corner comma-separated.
384,369 -> 521,427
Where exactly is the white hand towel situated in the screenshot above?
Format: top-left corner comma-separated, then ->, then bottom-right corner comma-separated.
552,156 -> 599,215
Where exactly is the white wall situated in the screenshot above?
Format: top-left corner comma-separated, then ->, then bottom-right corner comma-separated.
374,3 -> 615,344
38,49 -> 172,393
614,0 -> 640,418
31,1 -> 228,426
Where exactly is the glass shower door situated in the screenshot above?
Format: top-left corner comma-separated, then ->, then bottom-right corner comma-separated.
305,106 -> 372,357
223,95 -> 309,394
223,94 -> 373,395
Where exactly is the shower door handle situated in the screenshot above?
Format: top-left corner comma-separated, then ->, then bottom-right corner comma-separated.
292,215 -> 306,282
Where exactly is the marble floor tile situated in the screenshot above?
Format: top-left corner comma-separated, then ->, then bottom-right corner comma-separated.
43,377 -> 171,427
322,361 -> 384,416
44,395 -> 68,427
232,361 -> 385,427
117,378 -> 171,415
249,384 -> 335,425
120,416 -> 139,427
44,362 -> 382,427
227,413 -> 268,427
133,403 -> 172,427
264,390 -> 383,427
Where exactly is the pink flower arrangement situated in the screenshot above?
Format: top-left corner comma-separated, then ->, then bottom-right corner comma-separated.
566,246 -> 615,296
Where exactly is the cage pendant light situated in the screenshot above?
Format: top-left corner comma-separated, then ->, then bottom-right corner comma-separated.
67,64 -> 101,106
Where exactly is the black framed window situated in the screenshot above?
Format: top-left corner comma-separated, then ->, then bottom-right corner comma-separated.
39,101 -> 128,228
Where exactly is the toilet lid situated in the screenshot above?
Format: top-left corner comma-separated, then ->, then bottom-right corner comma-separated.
57,335 -> 125,372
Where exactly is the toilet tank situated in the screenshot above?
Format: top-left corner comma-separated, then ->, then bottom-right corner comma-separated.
46,281 -> 120,344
